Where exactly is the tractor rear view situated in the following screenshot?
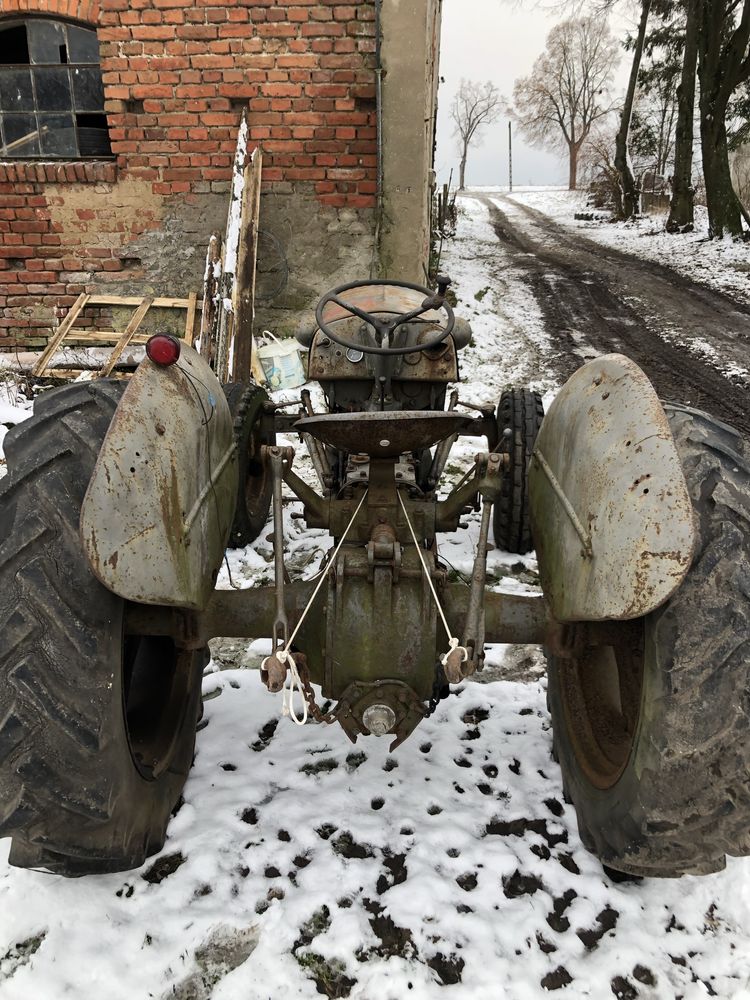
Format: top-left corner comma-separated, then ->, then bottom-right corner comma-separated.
0,275 -> 748,882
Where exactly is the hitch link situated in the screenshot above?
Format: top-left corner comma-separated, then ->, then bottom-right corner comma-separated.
460,452 -> 504,677
260,453 -> 370,726
260,446 -> 297,703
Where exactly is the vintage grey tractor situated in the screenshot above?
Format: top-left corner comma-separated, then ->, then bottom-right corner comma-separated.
0,277 -> 748,879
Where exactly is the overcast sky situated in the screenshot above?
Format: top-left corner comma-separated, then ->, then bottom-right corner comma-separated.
434,0 -> 633,188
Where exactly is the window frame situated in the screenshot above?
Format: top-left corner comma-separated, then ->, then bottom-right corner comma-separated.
0,15 -> 113,162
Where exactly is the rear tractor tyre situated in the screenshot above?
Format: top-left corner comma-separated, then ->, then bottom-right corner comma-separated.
224,381 -> 275,548
546,404 -> 750,877
493,387 -> 544,554
0,382 -> 207,875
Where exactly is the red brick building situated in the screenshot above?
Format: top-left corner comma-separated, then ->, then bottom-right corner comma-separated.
0,0 -> 439,348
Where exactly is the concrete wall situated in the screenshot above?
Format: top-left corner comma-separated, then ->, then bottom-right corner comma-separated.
379,0 -> 441,284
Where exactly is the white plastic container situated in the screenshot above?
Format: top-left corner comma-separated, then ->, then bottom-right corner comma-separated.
256,338 -> 306,391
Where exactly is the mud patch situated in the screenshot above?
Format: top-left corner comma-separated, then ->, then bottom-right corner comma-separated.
427,951 -> 465,985
547,889 -> 578,934
250,719 -> 278,752
541,965 -> 574,991
162,925 -> 258,1000
0,932 -> 46,981
332,832 -> 374,860
577,906 -> 619,949
300,757 -> 339,776
503,869 -> 543,898
294,907 -> 357,999
376,851 -> 407,894
361,898 -> 417,961
485,816 -> 568,848
142,851 -> 185,885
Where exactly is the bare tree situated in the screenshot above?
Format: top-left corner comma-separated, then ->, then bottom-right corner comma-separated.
512,17 -> 619,190
450,80 -> 502,190
668,0 -> 700,231
696,0 -> 750,237
614,0 -> 652,219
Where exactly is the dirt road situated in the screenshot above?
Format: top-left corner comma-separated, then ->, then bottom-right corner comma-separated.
470,193 -> 750,438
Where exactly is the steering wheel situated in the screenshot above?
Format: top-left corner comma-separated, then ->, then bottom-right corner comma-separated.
314,277 -> 455,357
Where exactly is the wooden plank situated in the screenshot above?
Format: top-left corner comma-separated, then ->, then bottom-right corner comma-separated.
35,369 -> 89,380
63,332 -> 148,345
185,291 -> 198,346
86,295 -> 199,309
65,327 -> 122,345
32,292 -> 90,376
99,297 -> 154,378
232,145 -> 264,383
199,232 -> 222,364
43,367 -> 134,378
216,109 -> 249,383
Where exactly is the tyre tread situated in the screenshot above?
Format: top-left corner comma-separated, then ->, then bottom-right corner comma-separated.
0,380 -> 203,874
550,404 -> 750,876
493,388 -> 544,554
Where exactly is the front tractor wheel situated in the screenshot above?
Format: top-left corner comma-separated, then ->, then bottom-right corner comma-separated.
493,387 -> 544,554
546,404 -> 750,877
0,382 -> 206,875
224,381 -> 275,547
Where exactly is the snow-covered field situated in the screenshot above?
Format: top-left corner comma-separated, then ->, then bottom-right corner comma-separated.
2,198 -> 750,998
491,185 -> 750,307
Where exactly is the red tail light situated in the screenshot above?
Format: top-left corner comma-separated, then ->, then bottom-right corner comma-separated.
146,334 -> 181,367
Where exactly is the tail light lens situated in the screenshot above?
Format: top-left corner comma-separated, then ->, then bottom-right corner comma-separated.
146,334 -> 181,367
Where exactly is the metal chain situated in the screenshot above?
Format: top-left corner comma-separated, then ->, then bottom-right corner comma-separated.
424,659 -> 450,718
293,652 -> 339,725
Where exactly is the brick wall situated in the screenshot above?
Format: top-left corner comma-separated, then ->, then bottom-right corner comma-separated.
0,0 -> 378,349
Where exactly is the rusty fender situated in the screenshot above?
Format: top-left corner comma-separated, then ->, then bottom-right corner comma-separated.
80,344 -> 238,610
528,354 -> 696,622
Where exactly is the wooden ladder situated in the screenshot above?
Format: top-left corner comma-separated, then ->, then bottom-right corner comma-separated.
32,292 -> 199,379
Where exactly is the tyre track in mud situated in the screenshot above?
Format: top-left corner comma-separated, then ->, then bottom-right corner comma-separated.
471,194 -> 750,438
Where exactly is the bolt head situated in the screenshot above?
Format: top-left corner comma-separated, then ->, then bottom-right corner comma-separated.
362,704 -> 397,737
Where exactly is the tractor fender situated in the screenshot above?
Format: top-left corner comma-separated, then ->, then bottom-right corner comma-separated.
80,343 -> 238,610
528,354 -> 696,622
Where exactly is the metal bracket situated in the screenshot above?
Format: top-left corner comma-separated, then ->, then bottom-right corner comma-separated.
532,447 -> 593,558
268,446 -> 295,652
461,452 -> 503,674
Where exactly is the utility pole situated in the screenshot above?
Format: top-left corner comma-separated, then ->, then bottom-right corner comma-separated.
508,121 -> 513,193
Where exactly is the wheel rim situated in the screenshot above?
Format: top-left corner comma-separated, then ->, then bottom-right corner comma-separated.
122,635 -> 195,780
557,624 -> 645,790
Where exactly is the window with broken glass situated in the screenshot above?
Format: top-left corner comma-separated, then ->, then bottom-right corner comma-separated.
0,19 -> 112,160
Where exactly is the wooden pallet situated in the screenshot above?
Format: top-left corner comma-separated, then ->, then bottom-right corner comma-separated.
32,292 -> 199,379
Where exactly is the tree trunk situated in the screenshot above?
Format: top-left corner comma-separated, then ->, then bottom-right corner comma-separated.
568,144 -> 578,190
697,0 -> 746,238
459,141 -> 467,190
701,115 -> 743,237
614,0 -> 652,220
667,0 -> 699,232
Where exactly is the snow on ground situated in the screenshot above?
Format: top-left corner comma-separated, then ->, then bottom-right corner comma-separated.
494,186 -> 750,309
0,376 -> 32,479
3,199 -> 750,998
4,673 -> 750,1000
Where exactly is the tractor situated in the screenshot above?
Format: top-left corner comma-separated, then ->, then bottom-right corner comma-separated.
0,276 -> 748,880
